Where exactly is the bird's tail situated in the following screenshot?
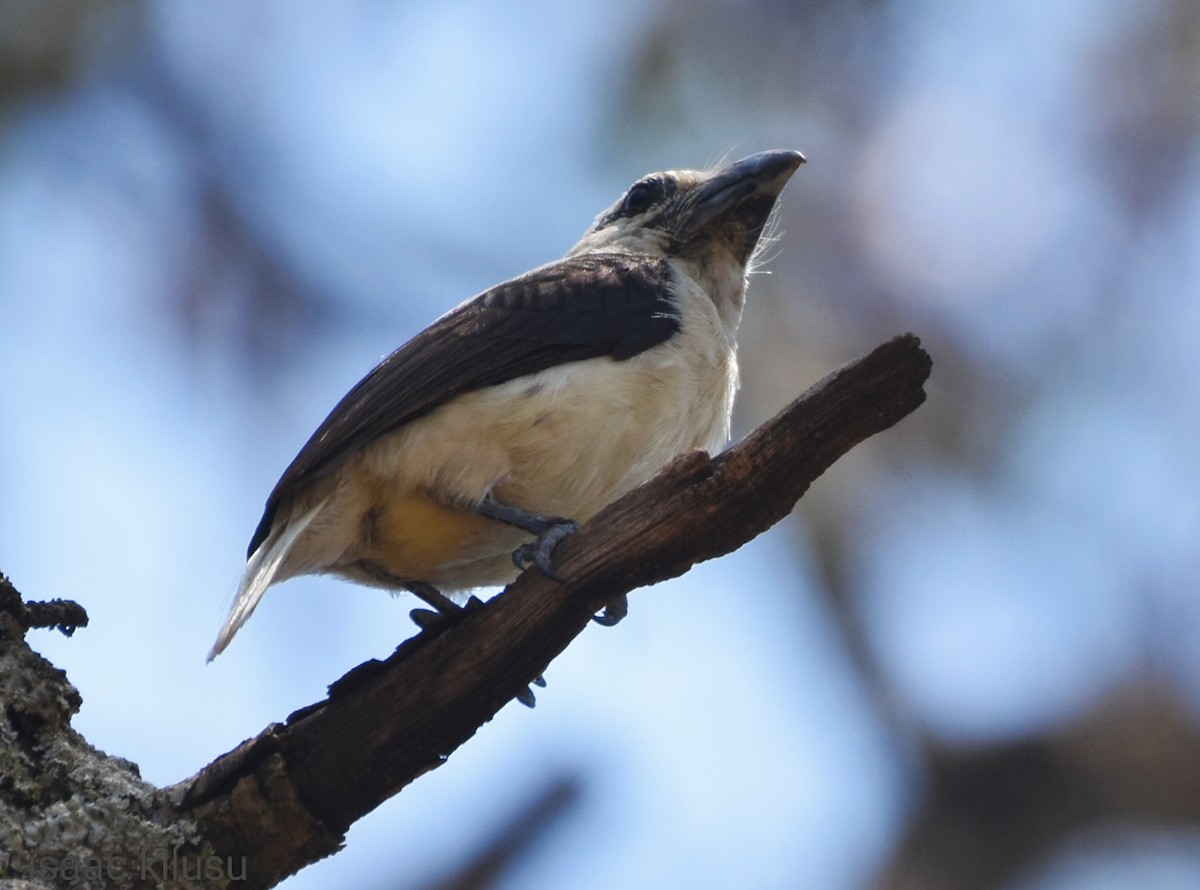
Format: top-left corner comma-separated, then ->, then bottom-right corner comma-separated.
207,498 -> 328,661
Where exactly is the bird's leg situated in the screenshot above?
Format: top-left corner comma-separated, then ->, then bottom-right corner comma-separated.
474,496 -> 627,627
405,578 -> 539,708
404,579 -> 459,614
357,560 -> 481,635
473,495 -> 579,582
592,594 -> 628,627
404,580 -> 484,635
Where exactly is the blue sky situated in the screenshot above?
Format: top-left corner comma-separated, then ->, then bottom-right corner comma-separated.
2,2 -> 1198,887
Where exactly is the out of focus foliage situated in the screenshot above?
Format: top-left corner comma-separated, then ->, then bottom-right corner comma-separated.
2,2 -> 1198,888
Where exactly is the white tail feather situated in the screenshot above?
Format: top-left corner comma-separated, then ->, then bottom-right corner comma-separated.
207,499 -> 328,661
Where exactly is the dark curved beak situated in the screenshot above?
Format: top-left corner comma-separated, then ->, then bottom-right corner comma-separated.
681,150 -> 805,263
693,150 -> 805,217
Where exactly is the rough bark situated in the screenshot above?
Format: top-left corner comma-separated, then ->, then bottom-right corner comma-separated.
1,334 -> 932,889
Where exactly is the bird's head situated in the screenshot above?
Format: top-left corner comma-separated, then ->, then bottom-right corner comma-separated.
573,150 -> 803,268
569,150 -> 804,325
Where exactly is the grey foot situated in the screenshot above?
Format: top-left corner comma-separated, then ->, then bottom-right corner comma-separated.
472,495 -> 579,582
515,673 -> 549,708
512,519 -> 579,581
592,594 -> 628,627
407,583 -> 482,636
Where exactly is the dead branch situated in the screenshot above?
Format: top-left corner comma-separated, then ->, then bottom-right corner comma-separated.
1,335 -> 931,890
172,333 -> 931,887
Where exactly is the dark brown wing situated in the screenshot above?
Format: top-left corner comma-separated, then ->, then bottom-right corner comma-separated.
248,251 -> 679,556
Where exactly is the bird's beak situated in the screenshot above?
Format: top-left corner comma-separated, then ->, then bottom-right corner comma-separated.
690,150 -> 805,225
678,150 -> 805,264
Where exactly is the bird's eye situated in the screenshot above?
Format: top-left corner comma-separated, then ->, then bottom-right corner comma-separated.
622,178 -> 663,216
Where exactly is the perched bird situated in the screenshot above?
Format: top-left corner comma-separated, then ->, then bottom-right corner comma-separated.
209,149 -> 803,660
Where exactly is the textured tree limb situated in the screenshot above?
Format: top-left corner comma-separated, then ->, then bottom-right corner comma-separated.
168,333 -> 931,886
1,335 -> 930,890
0,575 -> 88,637
1,584 -> 207,890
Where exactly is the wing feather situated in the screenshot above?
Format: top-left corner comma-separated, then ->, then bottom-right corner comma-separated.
247,252 -> 678,556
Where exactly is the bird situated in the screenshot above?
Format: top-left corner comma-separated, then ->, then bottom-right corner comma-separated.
208,149 -> 804,661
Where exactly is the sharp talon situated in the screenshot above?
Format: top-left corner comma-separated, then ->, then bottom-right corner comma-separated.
532,674 -> 547,688
410,608 -> 443,631
592,594 -> 628,627
516,686 -> 537,708
513,520 -> 579,581
512,544 -> 533,572
410,606 -> 467,636
537,561 -> 566,583
476,497 -> 579,580
406,582 -> 468,636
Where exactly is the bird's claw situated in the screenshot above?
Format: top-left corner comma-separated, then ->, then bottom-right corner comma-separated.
408,593 -> 484,636
515,672 -> 549,708
591,594 -> 628,626
409,607 -> 447,633
512,519 -> 579,581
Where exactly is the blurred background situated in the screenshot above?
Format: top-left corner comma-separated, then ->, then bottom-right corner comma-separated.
2,1 -> 1198,887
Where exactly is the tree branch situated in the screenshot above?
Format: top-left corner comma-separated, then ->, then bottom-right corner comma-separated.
170,333 -> 931,886
1,335 -> 930,890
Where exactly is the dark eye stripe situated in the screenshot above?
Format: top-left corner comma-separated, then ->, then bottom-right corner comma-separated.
622,178 -> 662,215
592,174 -> 678,232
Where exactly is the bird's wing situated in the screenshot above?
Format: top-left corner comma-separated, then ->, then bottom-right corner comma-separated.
248,251 -> 679,556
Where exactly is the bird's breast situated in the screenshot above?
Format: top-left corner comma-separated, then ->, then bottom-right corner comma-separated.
333,272 -> 740,588
365,292 -> 737,522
